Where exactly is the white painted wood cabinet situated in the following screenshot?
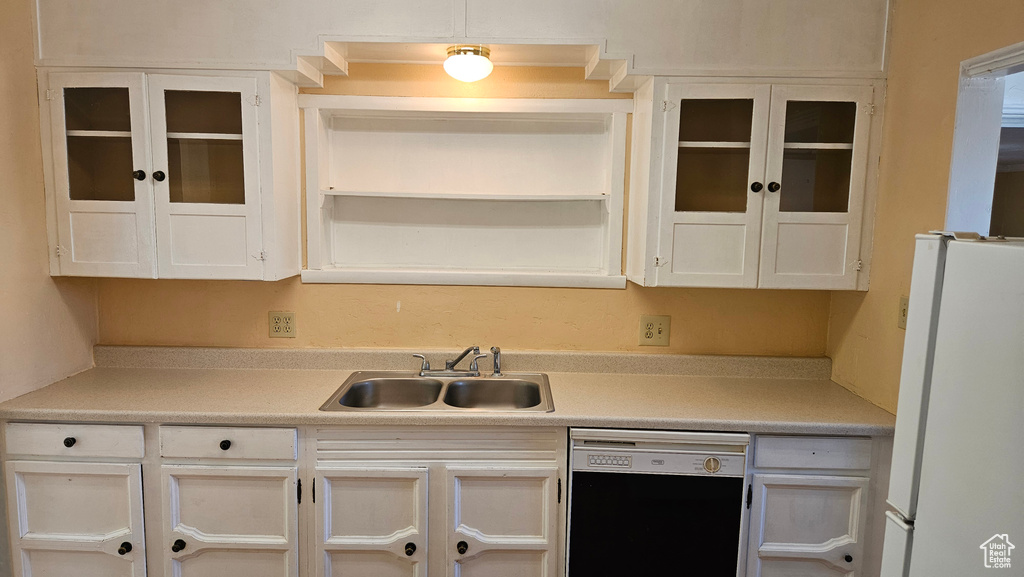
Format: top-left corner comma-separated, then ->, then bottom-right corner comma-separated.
628,79 -> 882,290
40,70 -> 301,280
300,95 -> 630,288
745,435 -> 886,577
314,427 -> 565,577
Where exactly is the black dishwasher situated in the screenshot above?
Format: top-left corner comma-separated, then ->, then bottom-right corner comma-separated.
567,428 -> 749,576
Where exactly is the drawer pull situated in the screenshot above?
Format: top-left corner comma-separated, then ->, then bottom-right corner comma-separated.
845,554 -> 853,563
63,437 -> 76,448
118,542 -> 133,555
171,539 -> 186,553
457,541 -> 468,554
405,542 -> 416,556
219,440 -> 232,451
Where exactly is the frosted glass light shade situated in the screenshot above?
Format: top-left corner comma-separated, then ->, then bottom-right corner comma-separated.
444,45 -> 493,82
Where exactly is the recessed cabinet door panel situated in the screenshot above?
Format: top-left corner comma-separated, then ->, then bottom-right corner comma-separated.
658,83 -> 771,288
747,474 -> 868,577
759,85 -> 873,290
148,75 -> 263,280
5,461 -> 146,577
317,467 -> 428,577
162,465 -> 297,577
446,466 -> 558,577
47,72 -> 156,278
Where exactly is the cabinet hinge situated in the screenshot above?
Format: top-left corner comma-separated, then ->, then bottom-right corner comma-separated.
746,483 -> 753,509
864,103 -> 876,116
256,250 -> 268,261
557,478 -> 562,504
247,94 -> 262,107
662,100 -> 676,112
45,89 -> 57,101
854,259 -> 863,272
654,256 -> 667,267
55,245 -> 67,257
297,478 -> 302,504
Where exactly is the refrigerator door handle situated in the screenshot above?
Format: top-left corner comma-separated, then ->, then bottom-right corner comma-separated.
881,511 -> 914,577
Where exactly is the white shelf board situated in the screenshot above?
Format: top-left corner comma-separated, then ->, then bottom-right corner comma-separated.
66,130 -> 131,138
678,141 -> 752,149
782,142 -> 854,150
321,190 -> 609,202
167,132 -> 243,141
301,267 -> 627,289
298,94 -> 634,116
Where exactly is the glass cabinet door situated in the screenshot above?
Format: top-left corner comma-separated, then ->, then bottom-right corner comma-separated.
48,72 -> 156,278
148,75 -> 262,280
760,85 -> 874,290
659,83 -> 771,288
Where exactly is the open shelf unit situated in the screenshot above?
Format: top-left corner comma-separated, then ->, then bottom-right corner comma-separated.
300,95 -> 631,288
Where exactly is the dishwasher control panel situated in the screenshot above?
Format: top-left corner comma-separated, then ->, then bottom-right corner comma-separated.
574,449 -> 745,477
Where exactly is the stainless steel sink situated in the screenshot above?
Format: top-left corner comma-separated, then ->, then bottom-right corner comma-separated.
320,371 -> 553,412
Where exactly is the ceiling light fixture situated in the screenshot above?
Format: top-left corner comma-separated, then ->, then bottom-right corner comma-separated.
443,45 -> 493,82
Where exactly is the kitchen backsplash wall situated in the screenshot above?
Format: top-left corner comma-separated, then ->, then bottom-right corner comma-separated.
94,63 -> 832,356
827,0 -> 1024,413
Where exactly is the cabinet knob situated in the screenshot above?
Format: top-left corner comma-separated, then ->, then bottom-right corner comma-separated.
219,439 -> 232,451
63,437 -> 76,448
171,539 -> 187,553
767,181 -> 781,193
456,541 -> 469,555
844,554 -> 853,563
118,542 -> 133,555
750,182 -> 764,193
133,170 -> 146,181
405,542 -> 416,556
153,171 -> 166,182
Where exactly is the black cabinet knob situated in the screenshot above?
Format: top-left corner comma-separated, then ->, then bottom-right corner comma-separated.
118,542 -> 133,555
750,182 -> 764,193
219,440 -> 232,450
456,541 -> 468,554
171,539 -> 187,553
844,554 -> 853,563
153,171 -> 166,182
405,542 -> 416,556
133,170 -> 146,181
767,181 -> 781,193
63,437 -> 76,448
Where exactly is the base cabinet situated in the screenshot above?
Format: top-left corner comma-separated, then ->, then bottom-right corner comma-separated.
161,465 -> 299,577
5,461 -> 147,577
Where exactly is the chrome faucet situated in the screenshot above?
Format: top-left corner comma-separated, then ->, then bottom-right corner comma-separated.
413,346 -> 485,377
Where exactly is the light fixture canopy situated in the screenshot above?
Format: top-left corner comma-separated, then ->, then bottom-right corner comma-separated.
444,45 -> 493,82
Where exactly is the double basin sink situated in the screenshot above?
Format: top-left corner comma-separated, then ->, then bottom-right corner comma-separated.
320,371 -> 554,412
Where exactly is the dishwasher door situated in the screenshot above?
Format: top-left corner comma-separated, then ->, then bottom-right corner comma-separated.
568,471 -> 744,575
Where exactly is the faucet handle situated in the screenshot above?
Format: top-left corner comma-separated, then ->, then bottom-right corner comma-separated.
469,354 -> 488,373
412,354 -> 430,374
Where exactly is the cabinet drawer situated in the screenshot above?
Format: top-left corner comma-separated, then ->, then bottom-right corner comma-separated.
160,426 -> 297,460
754,435 -> 872,470
5,423 -> 144,459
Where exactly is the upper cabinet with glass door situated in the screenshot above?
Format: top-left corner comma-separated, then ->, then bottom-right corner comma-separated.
41,71 -> 300,280
628,79 -> 879,290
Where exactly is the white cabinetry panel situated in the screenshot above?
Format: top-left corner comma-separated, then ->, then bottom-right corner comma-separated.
5,461 -> 146,577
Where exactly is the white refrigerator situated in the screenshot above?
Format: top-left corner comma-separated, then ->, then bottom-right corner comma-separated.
880,233 -> 1024,576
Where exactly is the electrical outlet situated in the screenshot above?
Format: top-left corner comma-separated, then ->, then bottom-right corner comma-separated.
269,311 -> 296,338
897,297 -> 909,330
638,315 -> 671,346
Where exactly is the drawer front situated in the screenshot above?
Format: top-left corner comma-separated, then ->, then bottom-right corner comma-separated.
5,423 -> 145,459
754,435 -> 872,470
160,426 -> 297,460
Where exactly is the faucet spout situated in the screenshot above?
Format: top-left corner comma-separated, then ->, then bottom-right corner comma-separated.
445,346 -> 480,371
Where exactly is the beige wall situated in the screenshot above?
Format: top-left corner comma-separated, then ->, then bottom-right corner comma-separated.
828,0 -> 1024,412
96,64 -> 831,357
0,0 -> 97,402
